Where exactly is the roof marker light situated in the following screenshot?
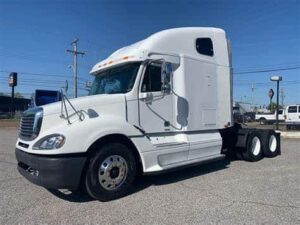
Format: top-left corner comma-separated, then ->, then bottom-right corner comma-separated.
96,55 -> 135,69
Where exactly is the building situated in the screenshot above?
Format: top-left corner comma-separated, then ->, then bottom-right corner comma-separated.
0,96 -> 30,114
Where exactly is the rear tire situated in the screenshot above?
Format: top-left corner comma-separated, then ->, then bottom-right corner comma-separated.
242,131 -> 263,162
261,130 -> 280,157
85,143 -> 137,201
259,118 -> 266,125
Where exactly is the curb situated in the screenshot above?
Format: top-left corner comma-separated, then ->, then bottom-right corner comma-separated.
279,131 -> 300,139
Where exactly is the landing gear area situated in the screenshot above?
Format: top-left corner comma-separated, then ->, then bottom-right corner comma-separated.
220,123 -> 281,162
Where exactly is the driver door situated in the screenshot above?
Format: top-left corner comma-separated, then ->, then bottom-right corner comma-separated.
138,63 -> 173,133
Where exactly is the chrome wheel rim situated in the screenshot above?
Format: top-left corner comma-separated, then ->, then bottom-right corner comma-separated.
251,136 -> 261,156
98,155 -> 128,191
269,135 -> 277,152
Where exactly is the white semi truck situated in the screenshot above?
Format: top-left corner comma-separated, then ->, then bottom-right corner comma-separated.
15,28 -> 281,201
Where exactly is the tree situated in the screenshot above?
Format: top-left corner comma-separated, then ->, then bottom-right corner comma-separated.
14,92 -> 24,98
267,101 -> 282,113
0,92 -> 24,98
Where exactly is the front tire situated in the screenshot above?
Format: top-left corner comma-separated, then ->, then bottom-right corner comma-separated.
85,143 -> 137,201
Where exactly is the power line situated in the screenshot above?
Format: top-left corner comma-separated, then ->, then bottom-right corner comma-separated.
235,83 -> 300,87
0,70 -> 90,82
233,62 -> 300,71
0,77 -> 86,86
0,52 -> 92,69
233,65 -> 300,74
0,70 -> 68,78
13,83 -> 66,88
234,79 -> 300,85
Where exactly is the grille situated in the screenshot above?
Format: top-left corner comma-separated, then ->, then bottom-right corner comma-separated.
19,114 -> 35,138
19,108 -> 43,140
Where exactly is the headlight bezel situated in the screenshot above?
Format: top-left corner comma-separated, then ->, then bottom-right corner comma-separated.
33,134 -> 66,150
32,110 -> 43,139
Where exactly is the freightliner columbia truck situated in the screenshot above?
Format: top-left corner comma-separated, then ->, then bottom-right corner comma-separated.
15,28 -> 281,201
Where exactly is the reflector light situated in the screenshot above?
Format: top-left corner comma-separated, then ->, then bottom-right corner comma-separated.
97,56 -> 134,68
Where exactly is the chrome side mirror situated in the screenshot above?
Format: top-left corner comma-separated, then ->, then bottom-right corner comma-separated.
161,62 -> 172,94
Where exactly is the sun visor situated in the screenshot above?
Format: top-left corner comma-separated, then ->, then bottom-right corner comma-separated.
147,51 -> 180,65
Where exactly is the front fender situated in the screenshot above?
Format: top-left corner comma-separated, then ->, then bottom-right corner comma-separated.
18,115 -> 144,155
80,115 -> 144,153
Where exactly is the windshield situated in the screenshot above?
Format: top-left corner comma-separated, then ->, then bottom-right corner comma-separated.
89,62 -> 141,95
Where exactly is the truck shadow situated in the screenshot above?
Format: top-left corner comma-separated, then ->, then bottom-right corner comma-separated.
47,189 -> 94,203
132,158 -> 230,192
48,158 -> 230,203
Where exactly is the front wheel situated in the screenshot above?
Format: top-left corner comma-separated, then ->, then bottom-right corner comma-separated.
85,143 -> 137,201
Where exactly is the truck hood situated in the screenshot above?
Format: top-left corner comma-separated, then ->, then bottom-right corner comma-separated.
42,94 -> 126,117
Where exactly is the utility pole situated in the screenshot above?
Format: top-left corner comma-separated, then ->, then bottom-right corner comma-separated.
67,38 -> 85,98
9,72 -> 17,118
251,82 -> 255,111
270,76 -> 282,130
280,88 -> 285,108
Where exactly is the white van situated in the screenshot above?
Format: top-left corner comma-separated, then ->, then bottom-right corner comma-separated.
285,105 -> 300,122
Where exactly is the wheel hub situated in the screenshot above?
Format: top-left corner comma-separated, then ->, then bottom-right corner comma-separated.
251,136 -> 261,156
98,155 -> 128,191
269,135 -> 277,152
110,167 -> 120,179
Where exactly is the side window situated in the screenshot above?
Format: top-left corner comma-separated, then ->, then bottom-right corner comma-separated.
298,106 -> 300,113
288,106 -> 297,113
141,64 -> 162,92
196,38 -> 214,56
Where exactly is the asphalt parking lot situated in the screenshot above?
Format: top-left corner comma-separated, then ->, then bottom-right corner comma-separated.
0,127 -> 299,225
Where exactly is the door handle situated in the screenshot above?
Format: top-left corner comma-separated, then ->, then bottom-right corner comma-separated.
139,92 -> 148,100
139,92 -> 153,104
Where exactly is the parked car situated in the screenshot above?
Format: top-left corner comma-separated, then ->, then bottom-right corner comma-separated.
233,113 -> 251,123
244,112 -> 256,122
29,89 -> 62,107
0,110 -> 10,119
255,109 -> 285,125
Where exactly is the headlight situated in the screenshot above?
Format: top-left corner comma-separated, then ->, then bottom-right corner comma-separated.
33,134 -> 65,150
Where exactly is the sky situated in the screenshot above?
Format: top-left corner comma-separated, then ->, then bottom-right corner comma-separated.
0,0 -> 299,106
